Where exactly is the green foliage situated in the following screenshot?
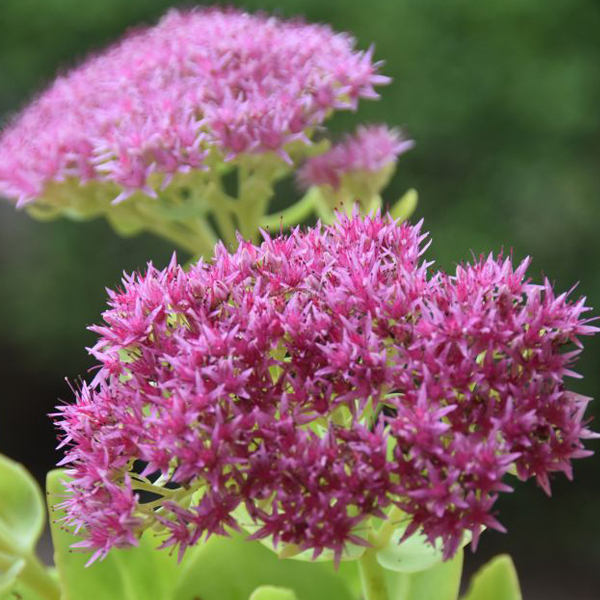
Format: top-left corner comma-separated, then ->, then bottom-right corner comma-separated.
171,535 -> 354,600
376,525 -> 469,574
248,586 -> 298,600
0,456 -> 58,600
0,454 -> 45,556
378,550 -> 463,600
461,555 -> 522,600
0,556 -> 25,596
0,578 -> 48,600
405,551 -> 463,600
47,470 -> 355,600
0,456 -> 39,595
47,470 -> 178,600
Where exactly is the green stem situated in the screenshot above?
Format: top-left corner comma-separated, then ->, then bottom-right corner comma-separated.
358,544 -> 389,600
313,191 -> 335,224
366,194 -> 383,214
373,506 -> 405,549
260,187 -> 319,231
196,180 -> 240,248
187,217 -> 220,254
211,206 -> 239,248
235,165 -> 273,242
145,218 -> 215,257
130,478 -> 177,497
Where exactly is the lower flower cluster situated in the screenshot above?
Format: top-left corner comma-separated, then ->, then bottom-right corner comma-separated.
54,212 -> 597,565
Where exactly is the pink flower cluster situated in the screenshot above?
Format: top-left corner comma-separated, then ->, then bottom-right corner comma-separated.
54,213 -> 597,564
0,8 -> 387,205
298,125 -> 413,190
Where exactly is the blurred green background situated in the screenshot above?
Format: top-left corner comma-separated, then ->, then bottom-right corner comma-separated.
0,0 -> 599,597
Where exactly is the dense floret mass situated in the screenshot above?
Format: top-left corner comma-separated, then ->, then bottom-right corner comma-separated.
0,8 -> 387,205
54,213 -> 597,564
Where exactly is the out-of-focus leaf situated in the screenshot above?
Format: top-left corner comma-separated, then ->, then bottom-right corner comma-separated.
0,578 -> 47,600
248,585 -> 298,600
173,534 -> 355,600
461,554 -> 522,600
0,555 -> 25,595
376,525 -> 469,574
405,549 -> 463,600
0,455 -> 45,557
46,469 -> 177,600
48,469 -> 354,600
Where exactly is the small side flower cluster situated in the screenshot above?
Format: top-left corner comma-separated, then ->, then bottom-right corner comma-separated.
54,212 -> 597,565
297,125 -> 414,222
298,125 -> 413,210
0,8 -> 387,208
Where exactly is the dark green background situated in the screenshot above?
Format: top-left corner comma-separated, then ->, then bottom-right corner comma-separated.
1,1 -> 599,597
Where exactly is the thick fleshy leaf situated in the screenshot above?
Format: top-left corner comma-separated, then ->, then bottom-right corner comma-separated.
382,551 -> 463,600
173,534 -> 355,600
0,564 -> 55,600
46,469 -> 178,600
0,555 -> 25,595
461,555 -> 522,600
405,549 -> 463,600
0,455 -> 45,556
376,525 -> 470,574
248,585 -> 298,600
0,578 -> 47,600
332,560 -> 362,600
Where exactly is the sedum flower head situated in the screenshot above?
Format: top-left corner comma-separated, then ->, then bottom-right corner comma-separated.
298,125 -> 413,213
54,212 -> 597,565
0,8 -> 387,209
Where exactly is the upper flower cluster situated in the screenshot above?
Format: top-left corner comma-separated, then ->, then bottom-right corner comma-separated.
54,213 -> 597,565
0,8 -> 387,206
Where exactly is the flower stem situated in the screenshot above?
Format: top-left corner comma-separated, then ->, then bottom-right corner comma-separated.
373,505 -> 405,549
260,187 -> 319,231
358,545 -> 389,600
132,203 -> 216,257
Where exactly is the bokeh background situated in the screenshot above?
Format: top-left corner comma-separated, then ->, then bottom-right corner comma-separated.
0,0 -> 599,598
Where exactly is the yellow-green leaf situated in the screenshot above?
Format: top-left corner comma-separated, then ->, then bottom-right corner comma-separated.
461,555 -> 522,600
0,455 -> 45,556
249,585 -> 298,600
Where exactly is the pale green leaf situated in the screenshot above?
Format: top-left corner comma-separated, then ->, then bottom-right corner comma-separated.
0,555 -> 25,595
248,585 -> 298,600
376,525 -> 470,574
0,556 -> 56,600
173,534 -> 355,600
461,555 -> 522,600
0,455 -> 45,557
405,549 -> 463,600
46,469 -> 177,600
0,578 -> 47,600
47,470 -> 354,600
